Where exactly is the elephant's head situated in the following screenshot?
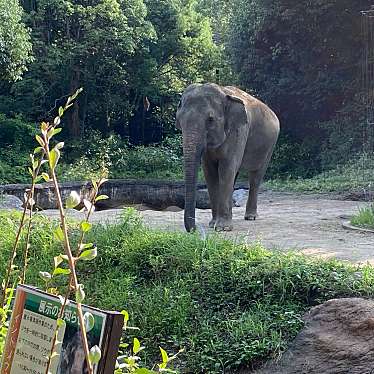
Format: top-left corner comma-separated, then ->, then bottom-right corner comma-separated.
175,83 -> 250,232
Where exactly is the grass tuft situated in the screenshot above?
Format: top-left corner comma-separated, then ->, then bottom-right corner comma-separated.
351,204 -> 374,229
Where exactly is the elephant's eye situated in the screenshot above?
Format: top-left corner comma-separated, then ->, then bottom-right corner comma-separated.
207,116 -> 214,123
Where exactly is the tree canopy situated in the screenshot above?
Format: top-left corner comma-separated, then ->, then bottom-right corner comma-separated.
0,0 -> 33,81
0,0 -> 373,179
0,0 -> 218,141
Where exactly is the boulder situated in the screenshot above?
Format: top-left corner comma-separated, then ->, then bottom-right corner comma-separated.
253,298 -> 374,374
233,188 -> 249,207
0,194 -> 23,210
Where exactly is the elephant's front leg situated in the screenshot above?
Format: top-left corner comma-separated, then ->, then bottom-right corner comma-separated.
215,162 -> 237,231
202,155 -> 219,228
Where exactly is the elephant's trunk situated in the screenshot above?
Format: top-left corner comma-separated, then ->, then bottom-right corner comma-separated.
183,139 -> 203,232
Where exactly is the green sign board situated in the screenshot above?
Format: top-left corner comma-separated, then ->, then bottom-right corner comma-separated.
1,285 -> 123,374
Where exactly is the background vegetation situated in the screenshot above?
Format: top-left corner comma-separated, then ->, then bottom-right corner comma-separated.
1,0 -> 373,190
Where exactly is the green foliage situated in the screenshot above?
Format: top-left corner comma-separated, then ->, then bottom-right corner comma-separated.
266,153 -> 374,193
59,131 -> 184,181
351,204 -> 374,230
0,0 -> 219,141
1,209 -> 374,372
0,114 -> 37,184
266,134 -> 320,179
0,0 -> 33,81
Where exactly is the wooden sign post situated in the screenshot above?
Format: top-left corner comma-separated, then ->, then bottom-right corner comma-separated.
1,285 -> 124,374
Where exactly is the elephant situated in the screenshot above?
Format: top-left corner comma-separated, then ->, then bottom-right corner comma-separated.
175,83 -> 280,232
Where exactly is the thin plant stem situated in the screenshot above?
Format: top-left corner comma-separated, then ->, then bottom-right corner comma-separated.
45,275 -> 73,374
20,158 -> 44,283
42,134 -> 93,374
1,157 -> 44,307
45,177 -> 103,373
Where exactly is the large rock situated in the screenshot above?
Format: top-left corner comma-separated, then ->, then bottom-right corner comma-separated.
233,188 -> 249,207
254,298 -> 374,374
0,194 -> 23,210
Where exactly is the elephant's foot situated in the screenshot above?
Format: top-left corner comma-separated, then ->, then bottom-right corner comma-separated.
214,218 -> 233,232
209,219 -> 216,228
245,212 -> 258,221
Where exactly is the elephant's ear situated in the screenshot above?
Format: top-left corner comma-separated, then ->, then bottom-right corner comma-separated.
224,94 -> 250,135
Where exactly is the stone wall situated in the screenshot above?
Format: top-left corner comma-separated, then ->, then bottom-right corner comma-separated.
0,180 -> 237,210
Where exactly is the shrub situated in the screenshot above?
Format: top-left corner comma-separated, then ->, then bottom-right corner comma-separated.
59,131 -> 183,181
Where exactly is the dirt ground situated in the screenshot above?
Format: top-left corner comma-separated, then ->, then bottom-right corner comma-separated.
41,191 -> 374,264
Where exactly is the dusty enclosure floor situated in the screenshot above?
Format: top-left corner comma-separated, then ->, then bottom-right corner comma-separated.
41,191 -> 374,264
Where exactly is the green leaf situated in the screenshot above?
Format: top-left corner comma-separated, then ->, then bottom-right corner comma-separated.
32,159 -> 38,170
54,117 -> 61,126
80,221 -> 92,233
47,128 -> 54,139
121,310 -> 129,325
79,248 -> 97,261
95,195 -> 109,202
35,135 -> 44,147
79,243 -> 94,251
54,226 -> 64,242
54,255 -> 64,269
41,172 -> 50,182
133,338 -> 141,354
66,191 -> 81,209
84,312 -> 95,332
41,122 -> 49,132
57,318 -> 66,328
160,347 -> 168,364
49,148 -> 60,169
75,284 -> 85,303
58,106 -> 64,117
89,345 -> 101,364
70,88 -> 83,101
55,142 -> 64,150
52,268 -> 71,276
133,369 -> 157,374
39,271 -> 52,282
34,146 -> 43,154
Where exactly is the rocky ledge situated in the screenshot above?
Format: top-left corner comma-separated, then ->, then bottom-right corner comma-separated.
0,179 -> 249,210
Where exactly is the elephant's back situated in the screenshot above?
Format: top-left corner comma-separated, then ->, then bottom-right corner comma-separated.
224,86 -> 279,126
242,103 -> 280,171
223,85 -> 259,105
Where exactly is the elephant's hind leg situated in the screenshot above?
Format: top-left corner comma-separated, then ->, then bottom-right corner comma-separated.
245,168 -> 265,221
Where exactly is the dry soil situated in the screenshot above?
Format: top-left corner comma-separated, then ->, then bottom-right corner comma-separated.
41,191 -> 374,264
